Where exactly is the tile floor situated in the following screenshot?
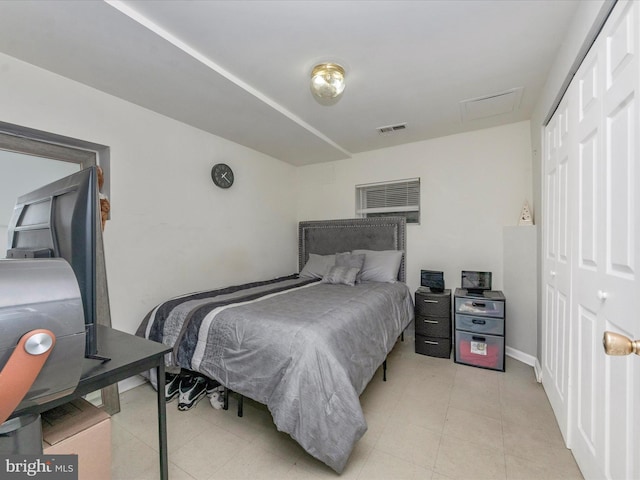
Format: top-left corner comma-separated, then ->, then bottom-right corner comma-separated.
111,338 -> 583,479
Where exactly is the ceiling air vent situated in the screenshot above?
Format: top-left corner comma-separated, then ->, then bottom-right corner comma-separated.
377,123 -> 407,135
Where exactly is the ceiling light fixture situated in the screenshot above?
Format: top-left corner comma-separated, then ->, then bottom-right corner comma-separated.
310,63 -> 346,100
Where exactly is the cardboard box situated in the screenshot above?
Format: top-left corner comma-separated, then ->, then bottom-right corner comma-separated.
42,398 -> 111,480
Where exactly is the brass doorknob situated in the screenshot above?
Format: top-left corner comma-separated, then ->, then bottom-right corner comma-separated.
603,331 -> 640,356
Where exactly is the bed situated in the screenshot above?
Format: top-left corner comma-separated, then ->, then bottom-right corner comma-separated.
136,217 -> 414,473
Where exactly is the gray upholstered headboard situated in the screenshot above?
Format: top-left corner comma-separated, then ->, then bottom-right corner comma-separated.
298,217 -> 406,282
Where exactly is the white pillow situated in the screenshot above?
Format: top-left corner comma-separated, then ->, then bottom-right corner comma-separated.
299,253 -> 336,279
351,249 -> 403,283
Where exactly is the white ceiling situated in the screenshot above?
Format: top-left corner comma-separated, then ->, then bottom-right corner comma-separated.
0,0 -> 580,166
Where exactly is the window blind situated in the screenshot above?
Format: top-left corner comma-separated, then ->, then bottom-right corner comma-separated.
356,178 -> 420,224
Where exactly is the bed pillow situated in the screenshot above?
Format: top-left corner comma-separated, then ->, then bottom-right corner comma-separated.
321,266 -> 360,286
335,252 -> 365,282
299,253 -> 336,279
352,249 -> 403,283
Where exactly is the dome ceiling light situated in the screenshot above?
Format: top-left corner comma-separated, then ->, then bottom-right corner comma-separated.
310,63 -> 346,100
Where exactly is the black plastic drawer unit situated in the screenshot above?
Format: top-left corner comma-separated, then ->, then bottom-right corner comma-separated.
414,288 -> 451,358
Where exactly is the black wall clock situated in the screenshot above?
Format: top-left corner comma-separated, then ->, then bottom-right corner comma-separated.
211,163 -> 234,189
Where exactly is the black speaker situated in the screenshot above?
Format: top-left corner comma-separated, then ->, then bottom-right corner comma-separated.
421,270 -> 444,292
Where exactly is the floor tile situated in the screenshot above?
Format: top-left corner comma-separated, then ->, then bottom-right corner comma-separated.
170,426 -> 248,480
357,449 -> 434,480
209,442 -> 298,480
442,407 -> 504,453
505,453 -> 583,480
111,434 -> 161,480
448,383 -> 502,421
434,435 -> 506,480
502,422 -> 578,474
375,417 -> 441,469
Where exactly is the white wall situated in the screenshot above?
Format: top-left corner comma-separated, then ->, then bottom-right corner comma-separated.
0,52 -> 298,334
296,121 -> 533,299
503,225 -> 537,359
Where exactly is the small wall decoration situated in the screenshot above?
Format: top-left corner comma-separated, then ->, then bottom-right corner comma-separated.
519,201 -> 533,226
97,166 -> 110,231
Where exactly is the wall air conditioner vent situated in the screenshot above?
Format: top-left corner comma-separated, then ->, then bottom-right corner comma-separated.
377,123 -> 407,135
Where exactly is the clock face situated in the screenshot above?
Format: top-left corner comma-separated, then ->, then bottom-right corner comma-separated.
211,163 -> 234,189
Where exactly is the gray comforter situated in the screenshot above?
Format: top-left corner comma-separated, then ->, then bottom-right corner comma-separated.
137,275 -> 414,472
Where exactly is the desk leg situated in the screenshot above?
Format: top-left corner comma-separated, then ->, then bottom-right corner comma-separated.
156,362 -> 169,480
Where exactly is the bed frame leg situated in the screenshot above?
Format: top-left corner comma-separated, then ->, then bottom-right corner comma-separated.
383,360 -> 387,382
222,388 -> 243,417
401,331 -> 404,342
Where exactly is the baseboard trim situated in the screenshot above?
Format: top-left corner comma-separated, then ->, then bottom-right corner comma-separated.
118,375 -> 147,393
534,358 -> 543,383
505,346 -> 537,368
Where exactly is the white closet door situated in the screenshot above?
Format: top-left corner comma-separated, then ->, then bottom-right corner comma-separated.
542,97 -> 572,443
569,1 -> 640,478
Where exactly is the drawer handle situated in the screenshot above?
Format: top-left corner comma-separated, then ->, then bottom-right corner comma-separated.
423,299 -> 439,304
472,335 -> 486,342
424,340 -> 439,345
471,302 -> 486,308
424,320 -> 439,324
472,319 -> 486,325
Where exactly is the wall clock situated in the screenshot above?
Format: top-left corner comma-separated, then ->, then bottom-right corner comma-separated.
211,163 -> 234,189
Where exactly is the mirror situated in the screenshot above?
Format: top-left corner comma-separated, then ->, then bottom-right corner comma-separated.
0,131 -> 119,415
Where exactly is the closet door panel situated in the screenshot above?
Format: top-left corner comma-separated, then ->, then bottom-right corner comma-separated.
571,35 -> 605,477
578,132 -> 598,269
542,100 -> 572,440
569,2 -> 640,478
606,95 -> 634,278
600,7 -> 639,478
576,305 -> 597,447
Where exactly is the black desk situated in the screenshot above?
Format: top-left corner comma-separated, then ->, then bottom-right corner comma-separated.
12,325 -> 172,480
